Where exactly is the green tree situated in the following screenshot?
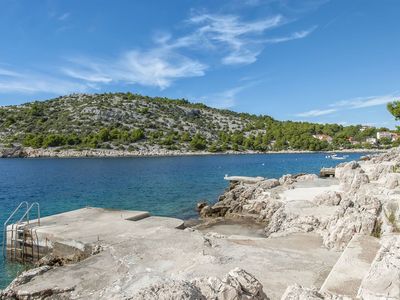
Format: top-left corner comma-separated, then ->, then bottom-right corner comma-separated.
190,133 -> 207,150
43,134 -> 66,147
131,128 -> 145,142
98,128 -> 111,142
180,132 -> 191,142
387,101 -> 400,120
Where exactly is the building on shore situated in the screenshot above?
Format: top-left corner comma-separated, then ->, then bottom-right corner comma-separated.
377,131 -> 400,142
366,137 -> 377,145
312,134 -> 333,143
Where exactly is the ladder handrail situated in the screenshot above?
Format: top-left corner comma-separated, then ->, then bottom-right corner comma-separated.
17,202 -> 40,226
2,201 -> 29,258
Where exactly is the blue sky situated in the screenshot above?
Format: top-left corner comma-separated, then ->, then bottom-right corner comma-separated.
0,0 -> 399,128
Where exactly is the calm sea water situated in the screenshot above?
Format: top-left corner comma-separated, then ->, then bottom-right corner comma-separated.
0,152 -> 365,288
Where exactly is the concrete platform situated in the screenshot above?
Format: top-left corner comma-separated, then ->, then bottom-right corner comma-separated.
320,234 -> 380,297
5,208 -> 341,299
6,207 -> 184,261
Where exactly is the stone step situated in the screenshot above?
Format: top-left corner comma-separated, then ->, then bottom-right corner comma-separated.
319,234 -> 380,298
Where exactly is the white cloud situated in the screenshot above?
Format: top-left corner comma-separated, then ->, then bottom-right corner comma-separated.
0,67 -> 21,77
203,80 -> 262,108
0,74 -> 89,94
0,11 -> 316,95
188,14 -> 284,65
296,108 -> 337,117
63,49 -> 207,90
0,65 -> 90,95
330,94 -> 397,109
61,13 -> 313,88
153,13 -> 313,66
208,86 -> 246,108
296,93 -> 398,119
62,68 -> 112,83
264,27 -> 317,43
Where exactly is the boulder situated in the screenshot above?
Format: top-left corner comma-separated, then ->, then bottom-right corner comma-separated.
133,280 -> 206,300
279,174 -> 296,186
258,179 -> 280,190
133,268 -> 268,300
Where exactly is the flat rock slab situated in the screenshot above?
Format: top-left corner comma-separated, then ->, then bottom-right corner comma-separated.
8,217 -> 340,299
320,234 -> 380,297
24,207 -> 183,245
281,185 -> 341,203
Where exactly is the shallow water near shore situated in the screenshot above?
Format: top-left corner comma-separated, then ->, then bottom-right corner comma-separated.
0,152 -> 366,288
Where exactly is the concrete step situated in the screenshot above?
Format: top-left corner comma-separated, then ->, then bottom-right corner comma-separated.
320,234 -> 380,298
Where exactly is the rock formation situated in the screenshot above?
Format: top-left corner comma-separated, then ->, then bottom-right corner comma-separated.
199,147 -> 400,251
134,268 -> 268,300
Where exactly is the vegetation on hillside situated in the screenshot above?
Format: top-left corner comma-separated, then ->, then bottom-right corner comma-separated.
0,93 -> 397,153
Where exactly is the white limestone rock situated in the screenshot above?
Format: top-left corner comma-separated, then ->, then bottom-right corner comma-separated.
133,280 -> 206,300
264,208 -> 320,237
296,174 -> 318,182
383,173 -> 400,189
335,161 -> 369,191
279,174 -> 296,186
133,268 -> 268,300
314,191 -> 342,206
281,284 -> 349,300
321,194 -> 381,250
358,235 -> 400,299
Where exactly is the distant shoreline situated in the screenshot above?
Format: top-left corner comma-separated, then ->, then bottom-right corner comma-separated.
0,146 -> 387,159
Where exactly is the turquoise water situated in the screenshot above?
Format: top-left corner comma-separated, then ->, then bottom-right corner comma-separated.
0,152 -> 365,288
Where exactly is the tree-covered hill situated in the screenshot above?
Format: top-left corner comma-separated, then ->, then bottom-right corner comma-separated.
0,92 -> 395,153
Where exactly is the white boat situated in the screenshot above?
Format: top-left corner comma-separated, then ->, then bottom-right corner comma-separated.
328,154 -> 349,160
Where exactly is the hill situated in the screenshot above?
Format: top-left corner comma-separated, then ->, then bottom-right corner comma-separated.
0,92 -> 394,156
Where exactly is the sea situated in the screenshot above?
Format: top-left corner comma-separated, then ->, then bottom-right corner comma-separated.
0,152 -> 367,288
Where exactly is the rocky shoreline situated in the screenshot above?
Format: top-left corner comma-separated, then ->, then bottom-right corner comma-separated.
1,148 -> 399,299
0,145 -> 386,158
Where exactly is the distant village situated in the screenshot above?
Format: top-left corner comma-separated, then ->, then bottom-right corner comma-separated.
312,125 -> 399,148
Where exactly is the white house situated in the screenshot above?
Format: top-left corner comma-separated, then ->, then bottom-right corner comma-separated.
377,132 -> 393,140
366,137 -> 377,145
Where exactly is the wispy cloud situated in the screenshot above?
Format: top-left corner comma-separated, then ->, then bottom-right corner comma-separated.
63,49 -> 207,89
203,80 -> 263,108
0,67 -> 21,77
207,86 -> 246,108
264,26 -> 317,44
188,14 -> 284,65
0,66 -> 90,95
330,94 -> 397,109
62,12 -> 314,89
1,10 -> 316,95
296,93 -> 398,118
296,108 -> 337,117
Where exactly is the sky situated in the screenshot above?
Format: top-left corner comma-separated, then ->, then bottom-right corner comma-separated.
0,0 -> 399,128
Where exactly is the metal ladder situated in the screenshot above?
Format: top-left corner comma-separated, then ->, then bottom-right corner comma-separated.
2,202 -> 41,262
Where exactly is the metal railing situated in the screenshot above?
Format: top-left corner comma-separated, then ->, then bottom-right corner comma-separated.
2,201 -> 29,258
13,202 -> 40,260
17,202 -> 40,226
2,201 -> 40,259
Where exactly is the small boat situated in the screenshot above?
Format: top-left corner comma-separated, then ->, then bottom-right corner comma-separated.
329,154 -> 349,160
